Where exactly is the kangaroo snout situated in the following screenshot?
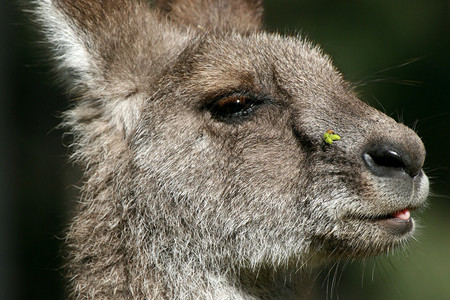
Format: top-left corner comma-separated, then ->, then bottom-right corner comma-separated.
362,128 -> 426,179
363,145 -> 422,178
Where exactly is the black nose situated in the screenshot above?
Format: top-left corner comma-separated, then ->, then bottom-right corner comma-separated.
363,145 -> 422,178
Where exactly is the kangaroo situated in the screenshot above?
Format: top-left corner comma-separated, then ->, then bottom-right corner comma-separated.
33,0 -> 429,299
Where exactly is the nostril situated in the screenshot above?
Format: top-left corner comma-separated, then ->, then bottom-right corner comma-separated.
363,146 -> 421,178
369,149 -> 405,169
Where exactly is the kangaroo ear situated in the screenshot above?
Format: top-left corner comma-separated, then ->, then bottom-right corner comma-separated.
34,0 -> 192,138
154,0 -> 263,33
34,0 -> 178,97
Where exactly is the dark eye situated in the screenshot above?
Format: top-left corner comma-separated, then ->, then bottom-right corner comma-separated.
208,94 -> 262,120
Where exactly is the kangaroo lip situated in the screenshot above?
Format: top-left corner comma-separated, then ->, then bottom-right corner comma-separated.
391,208 -> 411,220
369,208 -> 414,235
346,208 -> 415,236
370,208 -> 412,221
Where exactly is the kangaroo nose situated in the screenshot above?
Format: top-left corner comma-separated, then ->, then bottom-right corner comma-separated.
363,145 -> 423,178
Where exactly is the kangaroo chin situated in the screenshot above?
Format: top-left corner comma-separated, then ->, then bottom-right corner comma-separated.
32,0 -> 429,299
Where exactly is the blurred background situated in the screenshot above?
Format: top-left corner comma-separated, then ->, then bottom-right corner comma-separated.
1,0 -> 449,299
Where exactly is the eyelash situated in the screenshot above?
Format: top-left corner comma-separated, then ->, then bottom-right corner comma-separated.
207,94 -> 265,121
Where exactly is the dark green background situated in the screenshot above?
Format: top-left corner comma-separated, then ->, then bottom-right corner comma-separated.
1,0 -> 449,299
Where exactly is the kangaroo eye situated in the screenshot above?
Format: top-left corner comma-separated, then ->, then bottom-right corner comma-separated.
209,94 -> 261,120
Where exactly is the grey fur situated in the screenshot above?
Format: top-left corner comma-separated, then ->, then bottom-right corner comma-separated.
33,0 -> 429,299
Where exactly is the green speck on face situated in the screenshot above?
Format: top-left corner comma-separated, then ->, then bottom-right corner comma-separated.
330,134 -> 341,141
325,136 -> 334,144
323,130 -> 341,144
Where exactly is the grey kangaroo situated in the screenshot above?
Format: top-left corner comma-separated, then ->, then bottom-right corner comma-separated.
33,0 -> 429,299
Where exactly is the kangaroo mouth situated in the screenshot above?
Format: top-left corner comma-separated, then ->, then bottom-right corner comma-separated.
346,208 -> 417,237
365,207 -> 424,237
368,208 -> 413,236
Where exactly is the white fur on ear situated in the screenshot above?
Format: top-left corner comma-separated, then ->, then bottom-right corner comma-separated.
34,0 -> 95,87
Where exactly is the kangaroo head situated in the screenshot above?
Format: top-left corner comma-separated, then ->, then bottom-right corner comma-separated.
35,0 -> 429,298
